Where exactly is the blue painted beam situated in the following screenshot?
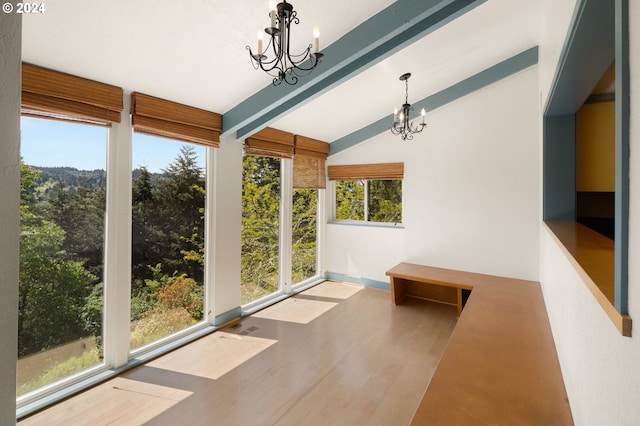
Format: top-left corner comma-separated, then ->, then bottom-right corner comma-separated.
223,0 -> 486,140
330,46 -> 539,156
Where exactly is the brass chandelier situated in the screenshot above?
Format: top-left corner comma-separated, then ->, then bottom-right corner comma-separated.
247,0 -> 323,86
391,73 -> 426,140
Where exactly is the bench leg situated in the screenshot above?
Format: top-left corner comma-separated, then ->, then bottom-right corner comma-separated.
390,277 -> 406,305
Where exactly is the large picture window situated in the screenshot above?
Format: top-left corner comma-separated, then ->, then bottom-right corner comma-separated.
18,63 -> 122,401
292,188 -> 318,283
291,135 -> 327,286
130,134 -> 206,351
241,155 -> 282,305
18,117 -> 108,396
129,92 -> 220,351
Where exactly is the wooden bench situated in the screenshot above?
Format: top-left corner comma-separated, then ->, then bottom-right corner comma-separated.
387,262 -> 472,315
386,262 -> 573,425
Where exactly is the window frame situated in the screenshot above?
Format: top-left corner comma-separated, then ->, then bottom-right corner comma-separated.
16,116 -> 111,406
331,178 -> 403,227
128,132 -> 210,356
240,154 -> 286,310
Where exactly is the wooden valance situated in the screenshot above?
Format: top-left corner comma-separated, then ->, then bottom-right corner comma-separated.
131,92 -> 222,147
328,162 -> 404,181
22,62 -> 123,124
245,127 -> 295,158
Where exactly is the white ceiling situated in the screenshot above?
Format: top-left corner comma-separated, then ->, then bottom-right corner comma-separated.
21,0 -> 543,143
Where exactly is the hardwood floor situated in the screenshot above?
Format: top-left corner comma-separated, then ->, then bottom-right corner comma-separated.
19,281 -> 458,426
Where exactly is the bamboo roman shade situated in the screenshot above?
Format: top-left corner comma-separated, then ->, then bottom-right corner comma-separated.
245,127 -> 295,158
22,63 -> 124,125
131,92 -> 222,148
293,135 -> 329,189
328,162 -> 404,181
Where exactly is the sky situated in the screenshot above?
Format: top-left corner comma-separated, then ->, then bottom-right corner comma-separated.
21,116 -> 205,173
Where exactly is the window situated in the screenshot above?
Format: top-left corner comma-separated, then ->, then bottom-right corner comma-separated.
241,155 -> 282,304
129,92 -> 220,351
130,134 -> 206,351
329,163 -> 403,225
291,136 -> 327,285
292,188 -> 318,283
18,117 -> 108,397
241,128 -> 293,305
18,63 -> 122,400
17,69 -> 230,410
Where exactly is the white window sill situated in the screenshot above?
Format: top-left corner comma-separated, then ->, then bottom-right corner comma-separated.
328,220 -> 404,229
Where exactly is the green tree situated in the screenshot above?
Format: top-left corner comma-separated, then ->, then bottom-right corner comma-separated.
292,189 -> 317,282
241,155 -> 281,303
335,180 -> 365,220
153,146 -> 205,283
44,181 -> 106,278
368,180 -> 402,223
19,162 -> 97,356
132,166 -> 164,291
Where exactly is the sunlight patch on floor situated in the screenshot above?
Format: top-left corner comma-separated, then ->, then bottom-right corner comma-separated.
106,377 -> 193,424
302,280 -> 364,299
148,331 -> 277,380
253,297 -> 338,324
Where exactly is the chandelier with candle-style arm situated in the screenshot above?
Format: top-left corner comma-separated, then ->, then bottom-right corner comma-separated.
247,0 -> 323,86
391,73 -> 426,141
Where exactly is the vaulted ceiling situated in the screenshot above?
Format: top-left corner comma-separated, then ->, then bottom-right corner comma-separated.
21,0 -> 543,146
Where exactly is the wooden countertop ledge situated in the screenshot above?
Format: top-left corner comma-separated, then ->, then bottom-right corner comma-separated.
386,263 -> 573,425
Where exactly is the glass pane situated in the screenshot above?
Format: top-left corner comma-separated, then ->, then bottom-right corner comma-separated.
368,180 -> 402,223
241,156 -> 281,305
18,117 -> 106,396
292,189 -> 317,284
335,180 -> 365,220
131,134 -> 205,351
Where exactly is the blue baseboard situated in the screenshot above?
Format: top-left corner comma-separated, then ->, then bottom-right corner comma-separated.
214,307 -> 243,326
325,272 -> 390,291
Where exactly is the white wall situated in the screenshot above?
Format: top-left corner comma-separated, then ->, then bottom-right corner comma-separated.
212,136 -> 243,321
0,11 -> 21,425
326,66 -> 540,283
539,1 -> 640,424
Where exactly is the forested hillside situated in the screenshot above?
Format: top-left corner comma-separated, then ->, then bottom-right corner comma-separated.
18,147 -> 205,394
